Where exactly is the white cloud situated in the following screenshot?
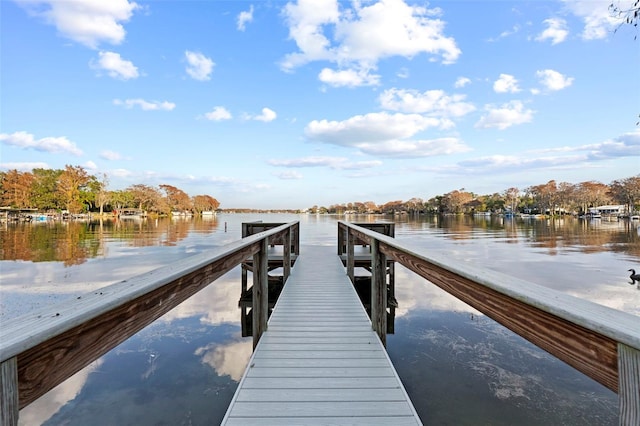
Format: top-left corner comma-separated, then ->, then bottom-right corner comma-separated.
84,161 -> 98,170
274,170 -> 303,179
437,130 -> 640,175
357,137 -> 470,158
493,73 -> 520,93
535,18 -> 569,44
318,67 -> 380,87
204,106 -> 233,121
304,112 -> 469,158
588,129 -> 640,158
269,156 -> 383,169
454,77 -> 471,88
253,107 -> 277,122
562,0 -> 633,40
280,0 -> 340,70
536,69 -> 574,91
0,162 -> 49,171
185,51 -> 214,81
237,5 -> 254,31
100,150 -> 123,160
15,0 -> 139,49
336,160 -> 384,169
0,131 -> 83,155
111,168 -> 134,177
379,88 -> 475,117
306,112 -> 443,145
90,51 -> 139,80
113,98 -> 175,110
475,101 -> 534,130
281,0 -> 460,86
488,24 -> 521,42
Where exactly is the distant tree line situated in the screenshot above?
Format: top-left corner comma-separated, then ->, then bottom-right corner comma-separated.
309,176 -> 640,216
0,165 -> 220,215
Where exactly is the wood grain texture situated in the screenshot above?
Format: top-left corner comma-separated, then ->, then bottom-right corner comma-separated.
283,228 -> 291,282
1,358 -> 18,426
253,239 -> 269,349
618,343 -> 640,425
371,239 -> 387,346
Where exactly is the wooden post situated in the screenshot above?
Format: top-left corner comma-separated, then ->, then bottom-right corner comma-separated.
241,264 -> 248,294
293,223 -> 300,256
283,228 -> 291,283
388,261 -> 395,303
347,230 -> 355,283
252,239 -> 269,349
337,224 -> 344,255
1,357 -> 18,426
371,239 -> 387,346
618,343 -> 640,425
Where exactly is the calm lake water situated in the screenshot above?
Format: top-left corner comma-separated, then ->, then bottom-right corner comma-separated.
1,213 -> 639,425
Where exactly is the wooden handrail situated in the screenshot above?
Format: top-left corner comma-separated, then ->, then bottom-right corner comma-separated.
0,221 -> 299,424
339,221 -> 640,425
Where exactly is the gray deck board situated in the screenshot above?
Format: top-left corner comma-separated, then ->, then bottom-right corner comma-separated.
222,245 -> 422,425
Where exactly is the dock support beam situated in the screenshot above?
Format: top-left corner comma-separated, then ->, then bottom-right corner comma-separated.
283,229 -> 291,282
252,239 -> 269,349
1,357 -> 18,426
347,230 -> 355,283
371,239 -> 387,346
618,343 -> 640,425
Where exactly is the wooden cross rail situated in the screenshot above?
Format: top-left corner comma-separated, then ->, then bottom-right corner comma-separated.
339,221 -> 640,425
0,221 -> 300,426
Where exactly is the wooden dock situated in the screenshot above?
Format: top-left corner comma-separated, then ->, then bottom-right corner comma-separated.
3,220 -> 638,425
222,245 -> 422,425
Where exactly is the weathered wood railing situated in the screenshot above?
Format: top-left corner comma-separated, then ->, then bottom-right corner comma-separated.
0,221 -> 299,426
339,221 -> 640,425
241,221 -> 300,290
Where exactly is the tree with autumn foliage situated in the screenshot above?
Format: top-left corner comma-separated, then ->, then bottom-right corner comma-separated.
192,194 -> 220,213
160,184 -> 192,213
574,181 -> 612,214
0,169 -> 35,208
443,190 -> 474,214
57,165 -> 92,213
608,176 -> 640,214
127,184 -> 163,212
527,180 -> 559,215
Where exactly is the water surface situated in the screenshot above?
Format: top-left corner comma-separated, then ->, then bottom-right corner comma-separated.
2,213 -> 638,425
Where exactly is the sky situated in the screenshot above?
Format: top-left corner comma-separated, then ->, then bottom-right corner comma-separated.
1,0 -> 639,210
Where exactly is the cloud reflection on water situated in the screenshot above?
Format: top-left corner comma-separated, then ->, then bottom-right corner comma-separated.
195,339 -> 252,382
19,360 -> 104,426
18,268 -> 250,425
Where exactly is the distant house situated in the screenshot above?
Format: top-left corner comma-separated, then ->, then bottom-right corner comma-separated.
589,205 -> 625,215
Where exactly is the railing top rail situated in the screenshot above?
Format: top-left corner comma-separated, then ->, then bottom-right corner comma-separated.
0,221 -> 299,363
339,221 -> 640,350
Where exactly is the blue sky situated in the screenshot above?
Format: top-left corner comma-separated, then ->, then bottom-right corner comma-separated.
1,0 -> 639,209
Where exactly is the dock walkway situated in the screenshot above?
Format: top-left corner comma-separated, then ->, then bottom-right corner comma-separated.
222,245 -> 422,425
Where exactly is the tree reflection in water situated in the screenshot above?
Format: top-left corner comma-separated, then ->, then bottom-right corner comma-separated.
3,214 -> 638,425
